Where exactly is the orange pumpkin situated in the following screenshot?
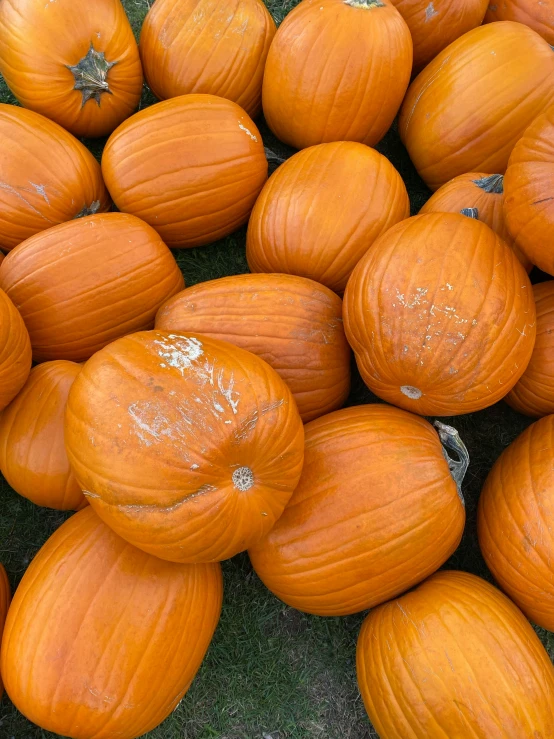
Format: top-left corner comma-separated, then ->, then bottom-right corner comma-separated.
0,213 -> 184,362
102,95 -> 267,249
485,0 -> 554,45
155,274 -> 351,423
343,213 -> 536,416
65,331 -> 305,563
140,0 -> 276,118
478,417 -> 554,631
0,507 -> 222,739
399,22 -> 554,191
246,142 -> 410,294
357,571 -> 554,738
0,564 -> 10,699
262,0 -> 413,150
0,0 -> 143,139
0,289 -> 32,411
504,105 -> 554,275
0,361 -> 86,510
249,406 -> 466,616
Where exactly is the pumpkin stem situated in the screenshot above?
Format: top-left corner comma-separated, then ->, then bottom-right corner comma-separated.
473,174 -> 504,194
67,44 -> 116,108
460,207 -> 479,219
265,147 -> 286,165
343,0 -> 386,7
434,421 -> 468,504
233,466 -> 254,492
74,200 -> 102,219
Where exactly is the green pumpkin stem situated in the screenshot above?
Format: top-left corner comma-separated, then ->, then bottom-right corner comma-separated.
343,0 -> 386,8
67,44 -> 116,108
473,174 -> 504,194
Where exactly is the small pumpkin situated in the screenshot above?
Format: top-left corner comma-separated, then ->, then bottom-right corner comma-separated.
65,331 -> 305,563
155,274 -> 351,423
140,0 -> 276,118
0,564 -> 10,699
485,0 -> 554,45
0,0 -> 143,138
0,213 -> 184,362
246,142 -> 410,293
357,570 -> 554,738
102,95 -> 267,248
262,0 -> 413,150
0,361 -> 86,510
0,289 -> 32,412
399,21 -> 554,191
0,507 -> 222,739
343,213 -> 536,416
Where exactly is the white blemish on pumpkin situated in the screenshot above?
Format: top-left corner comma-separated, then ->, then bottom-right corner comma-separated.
403,345 -> 409,353
213,401 -> 225,413
128,401 -> 175,443
401,385 -> 422,400
0,181 -> 52,220
233,466 -> 254,491
238,121 -> 258,142
225,420 -> 232,424
29,182 -> 50,204
395,287 -> 428,309
217,369 -> 240,414
190,464 -> 199,470
425,2 -> 438,20
83,490 -> 100,499
153,335 -> 203,374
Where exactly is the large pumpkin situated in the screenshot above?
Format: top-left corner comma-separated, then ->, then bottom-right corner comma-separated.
485,0 -> 554,45
0,213 -> 184,362
262,0 -> 412,150
357,571 -> 554,738
0,361 -> 85,510
0,0 -> 143,138
249,406 -> 466,616
343,213 -> 536,416
102,94 -> 267,248
0,289 -> 32,411
155,274 -> 351,423
0,105 -> 110,252
65,331 -> 305,563
246,142 -> 410,293
399,22 -> 554,191
0,507 -> 222,739
0,564 -> 10,699
140,0 -> 276,118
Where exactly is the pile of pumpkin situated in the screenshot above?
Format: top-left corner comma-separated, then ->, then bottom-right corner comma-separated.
1,0 -> 554,736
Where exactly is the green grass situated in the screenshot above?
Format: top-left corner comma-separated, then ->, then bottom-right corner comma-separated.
0,1 -> 553,738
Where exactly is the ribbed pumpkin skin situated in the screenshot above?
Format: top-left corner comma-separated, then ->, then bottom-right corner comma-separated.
65,331 -> 305,563
0,213 -> 184,362
399,22 -> 554,191
504,106 -> 554,275
0,0 -> 143,138
0,508 -> 222,739
246,142 -> 410,294
357,571 -> 554,738
249,405 -> 465,616
155,274 -> 351,423
485,0 -> 554,44
0,289 -> 32,411
0,564 -> 10,698
262,0 -> 413,150
0,361 -> 86,510
140,0 -> 276,118
0,105 -> 110,251
102,94 -> 267,248
343,213 -> 536,416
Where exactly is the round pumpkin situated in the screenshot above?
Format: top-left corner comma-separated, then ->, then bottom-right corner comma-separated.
102,94 -> 267,248
0,507 -> 222,739
140,0 -> 276,118
155,274 -> 351,423
262,0 -> 413,150
399,22 -> 554,191
65,331 -> 305,563
0,361 -> 86,510
0,0 -> 143,138
249,406 -> 466,616
0,564 -> 10,699
485,0 -> 554,45
357,570 -> 554,738
0,213 -> 184,362
0,105 -> 110,252
246,142 -> 410,294
0,289 -> 32,412
343,213 -> 536,416
504,105 -> 554,275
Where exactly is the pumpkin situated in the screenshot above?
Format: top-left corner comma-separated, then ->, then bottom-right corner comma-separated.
0,104 -> 110,252
485,0 -> 554,45
65,331 -> 305,563
357,570 -> 554,738
0,507 -> 222,739
0,564 -> 10,699
390,0 -> 488,71
262,0 -> 413,150
140,0 -> 276,118
504,105 -> 554,275
420,172 -> 532,272
246,142 -> 410,294
249,406 -> 466,616
0,213 -> 184,362
399,22 -> 554,191
155,274 -> 351,423
0,361 -> 86,510
0,289 -> 32,412
343,213 -> 536,416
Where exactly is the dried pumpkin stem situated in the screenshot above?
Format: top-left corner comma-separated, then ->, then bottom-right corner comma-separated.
344,0 -> 386,7
67,44 -> 116,108
434,421 -> 469,504
264,147 -> 286,165
460,207 -> 479,219
74,200 -> 102,219
473,174 -> 504,194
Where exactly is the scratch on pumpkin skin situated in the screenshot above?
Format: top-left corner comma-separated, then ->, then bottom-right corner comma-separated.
0,181 -> 53,221
238,121 -> 258,142
425,2 -> 438,20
